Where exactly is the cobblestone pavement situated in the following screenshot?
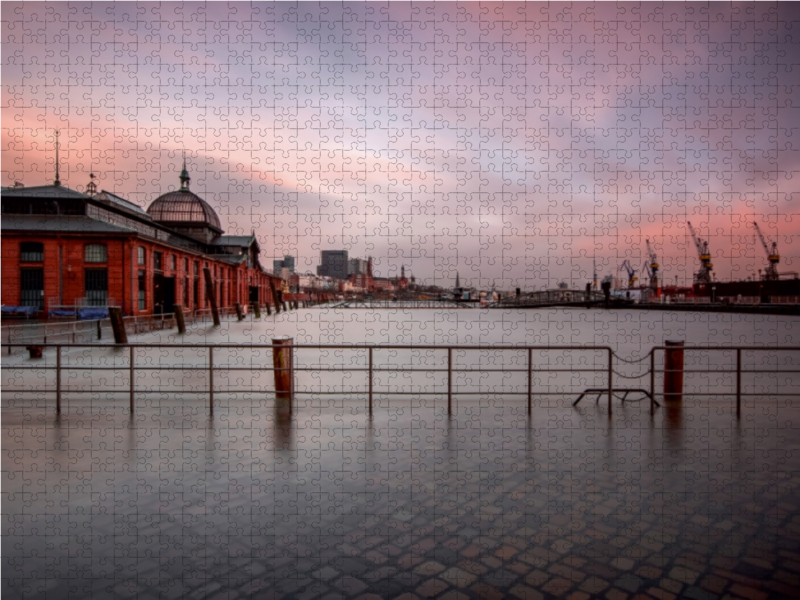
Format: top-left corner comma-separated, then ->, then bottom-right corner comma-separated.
3,397 -> 800,599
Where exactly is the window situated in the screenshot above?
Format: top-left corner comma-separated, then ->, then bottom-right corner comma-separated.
20,242 -> 44,262
184,257 -> 189,271
137,247 -> 146,265
194,261 -> 199,276
85,268 -> 108,305
138,270 -> 146,310
153,251 -> 163,270
85,244 -> 107,263
170,255 -> 176,271
20,268 -> 44,309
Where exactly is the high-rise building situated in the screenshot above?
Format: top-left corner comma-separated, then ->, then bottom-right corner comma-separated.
273,255 -> 296,275
317,250 -> 349,280
348,258 -> 367,276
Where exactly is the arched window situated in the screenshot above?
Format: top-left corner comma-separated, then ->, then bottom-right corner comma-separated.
85,244 -> 107,263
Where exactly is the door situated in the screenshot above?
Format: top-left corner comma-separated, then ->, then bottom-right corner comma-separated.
153,275 -> 176,315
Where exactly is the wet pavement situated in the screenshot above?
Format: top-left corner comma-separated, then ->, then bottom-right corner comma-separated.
3,395 -> 800,599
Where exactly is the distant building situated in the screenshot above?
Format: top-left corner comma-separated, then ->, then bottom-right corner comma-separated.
348,257 -> 368,276
317,250 -> 349,280
273,255 -> 296,275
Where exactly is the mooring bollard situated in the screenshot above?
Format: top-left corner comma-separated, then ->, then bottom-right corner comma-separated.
109,307 -> 128,344
664,340 -> 684,402
174,304 -> 186,334
272,338 -> 294,415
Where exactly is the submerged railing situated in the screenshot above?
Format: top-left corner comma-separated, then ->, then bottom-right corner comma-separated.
2,343 -> 798,419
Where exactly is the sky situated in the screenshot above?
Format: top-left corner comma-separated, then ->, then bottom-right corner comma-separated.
3,2 -> 800,288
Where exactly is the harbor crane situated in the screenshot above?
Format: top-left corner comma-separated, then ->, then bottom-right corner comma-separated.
619,260 -> 638,289
752,221 -> 780,281
687,221 -> 713,284
645,239 -> 659,290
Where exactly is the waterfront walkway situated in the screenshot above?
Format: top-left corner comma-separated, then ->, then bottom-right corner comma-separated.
3,312 -> 799,599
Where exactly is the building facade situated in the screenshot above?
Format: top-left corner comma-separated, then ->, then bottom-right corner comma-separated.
1,167 -> 281,318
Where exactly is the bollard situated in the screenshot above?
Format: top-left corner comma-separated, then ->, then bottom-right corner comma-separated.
663,340 -> 684,402
235,303 -> 244,321
203,268 -> 221,327
174,304 -> 186,334
109,307 -> 128,344
264,302 -> 272,316
253,303 -> 261,318
272,338 -> 294,415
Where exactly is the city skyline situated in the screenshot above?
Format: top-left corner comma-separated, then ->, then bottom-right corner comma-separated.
3,2 -> 799,287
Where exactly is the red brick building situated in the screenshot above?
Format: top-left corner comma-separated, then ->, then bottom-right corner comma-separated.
1,165 -> 281,318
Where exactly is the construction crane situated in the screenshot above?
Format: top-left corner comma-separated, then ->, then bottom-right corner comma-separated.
752,221 -> 780,281
619,260 -> 638,289
687,221 -> 712,284
645,239 -> 659,291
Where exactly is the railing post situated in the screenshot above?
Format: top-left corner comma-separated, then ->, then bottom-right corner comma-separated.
527,348 -> 532,415
736,348 -> 742,419
368,347 -> 373,417
56,346 -> 61,415
447,348 -> 453,416
129,345 -> 134,414
649,350 -> 655,416
608,349 -> 613,415
209,346 -> 214,417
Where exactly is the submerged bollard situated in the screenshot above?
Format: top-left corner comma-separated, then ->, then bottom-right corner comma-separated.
174,304 -> 186,334
235,303 -> 244,321
253,303 -> 261,319
663,340 -> 684,402
272,338 -> 294,415
109,307 -> 128,344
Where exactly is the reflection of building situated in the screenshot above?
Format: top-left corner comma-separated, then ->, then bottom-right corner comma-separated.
1,162 -> 281,317
317,250 -> 348,280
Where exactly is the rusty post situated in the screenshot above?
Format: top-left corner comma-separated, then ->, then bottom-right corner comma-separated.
608,349 -> 613,414
527,347 -> 532,415
174,304 -> 186,334
368,347 -> 373,417
56,346 -> 61,415
203,268 -> 221,327
129,345 -> 134,414
650,350 -> 655,416
664,340 -> 685,403
235,302 -> 244,321
272,338 -> 294,415
253,303 -> 261,319
736,348 -> 742,419
209,346 -> 214,417
268,279 -> 281,314
109,307 -> 128,344
447,348 -> 453,416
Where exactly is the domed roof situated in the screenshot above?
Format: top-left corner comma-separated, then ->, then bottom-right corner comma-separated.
147,190 -> 222,231
147,161 -> 222,231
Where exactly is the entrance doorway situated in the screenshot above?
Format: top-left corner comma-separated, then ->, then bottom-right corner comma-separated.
153,275 -> 176,314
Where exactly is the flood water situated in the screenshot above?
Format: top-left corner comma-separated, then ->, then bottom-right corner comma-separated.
3,308 -> 800,599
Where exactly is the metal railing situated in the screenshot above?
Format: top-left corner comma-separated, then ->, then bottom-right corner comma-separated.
1,306 -> 252,349
3,343 -> 798,418
2,343 -> 615,416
